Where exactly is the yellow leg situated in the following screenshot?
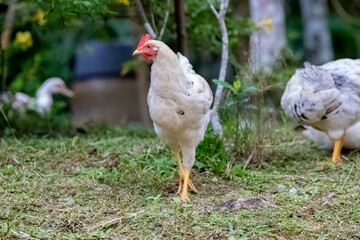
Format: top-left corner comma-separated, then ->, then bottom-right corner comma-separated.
181,169 -> 190,202
172,150 -> 197,195
332,135 -> 345,165
173,150 -> 184,194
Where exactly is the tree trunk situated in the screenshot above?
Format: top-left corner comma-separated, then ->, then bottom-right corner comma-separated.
249,0 -> 286,73
300,0 -> 333,65
1,1 -> 17,50
136,60 -> 151,124
174,0 -> 189,57
1,0 -> 17,92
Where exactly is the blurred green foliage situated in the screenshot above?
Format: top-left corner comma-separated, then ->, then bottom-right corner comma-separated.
0,99 -> 73,137
0,0 -> 119,94
1,0 -> 359,93
0,0 -> 359,136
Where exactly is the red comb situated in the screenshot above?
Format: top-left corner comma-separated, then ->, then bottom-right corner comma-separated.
137,34 -> 151,49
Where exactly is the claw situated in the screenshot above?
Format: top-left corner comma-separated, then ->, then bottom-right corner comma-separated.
188,178 -> 198,193
176,177 -> 198,195
180,169 -> 191,202
176,180 -> 183,195
172,150 -> 197,202
180,195 -> 190,202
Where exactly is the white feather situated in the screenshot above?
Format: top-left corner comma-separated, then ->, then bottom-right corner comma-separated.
303,122 -> 360,150
281,59 -> 360,140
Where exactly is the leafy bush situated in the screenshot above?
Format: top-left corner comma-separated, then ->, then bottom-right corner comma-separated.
195,129 -> 228,174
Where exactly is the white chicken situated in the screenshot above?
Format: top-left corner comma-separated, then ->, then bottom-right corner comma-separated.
133,34 -> 213,202
281,59 -> 360,165
0,77 -> 74,113
302,123 -> 360,150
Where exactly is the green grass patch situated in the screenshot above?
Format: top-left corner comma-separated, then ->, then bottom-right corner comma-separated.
1,124 -> 360,239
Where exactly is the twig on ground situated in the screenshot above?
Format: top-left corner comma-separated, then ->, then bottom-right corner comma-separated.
342,156 -> 360,170
10,229 -> 40,240
13,155 -> 19,164
87,217 -> 122,232
322,192 -> 335,206
341,165 -> 354,191
243,148 -> 256,170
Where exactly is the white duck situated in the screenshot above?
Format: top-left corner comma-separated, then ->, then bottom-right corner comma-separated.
302,123 -> 360,150
281,59 -> 360,165
1,77 -> 74,113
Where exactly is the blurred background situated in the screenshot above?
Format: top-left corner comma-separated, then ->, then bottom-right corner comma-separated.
0,0 -> 359,136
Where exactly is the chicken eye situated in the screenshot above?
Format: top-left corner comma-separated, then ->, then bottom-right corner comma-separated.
147,45 -> 150,48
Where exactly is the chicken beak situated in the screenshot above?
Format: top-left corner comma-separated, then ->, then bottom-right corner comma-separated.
132,49 -> 142,56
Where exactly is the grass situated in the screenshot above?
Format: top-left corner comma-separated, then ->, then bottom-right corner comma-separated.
1,124 -> 360,239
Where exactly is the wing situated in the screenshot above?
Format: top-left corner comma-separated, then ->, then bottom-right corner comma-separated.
177,52 -> 213,111
13,92 -> 32,110
281,64 -> 341,124
15,92 -> 31,103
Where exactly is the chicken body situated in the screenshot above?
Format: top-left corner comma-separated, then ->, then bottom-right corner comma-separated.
302,123 -> 360,150
281,59 -> 360,164
134,36 -> 212,201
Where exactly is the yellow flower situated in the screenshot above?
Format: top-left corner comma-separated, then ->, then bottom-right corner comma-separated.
115,0 -> 130,5
15,31 -> 33,51
261,17 -> 273,31
35,10 -> 46,26
30,9 -> 46,25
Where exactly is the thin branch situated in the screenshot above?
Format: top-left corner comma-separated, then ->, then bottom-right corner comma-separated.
158,0 -> 171,40
135,0 -> 171,41
208,1 -> 219,18
331,0 -> 360,26
150,10 -> 159,36
208,0 -> 230,137
135,0 -> 157,38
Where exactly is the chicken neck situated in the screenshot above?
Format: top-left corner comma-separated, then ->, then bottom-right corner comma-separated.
150,47 -> 188,98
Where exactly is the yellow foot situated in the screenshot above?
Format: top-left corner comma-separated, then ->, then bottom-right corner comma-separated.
176,176 -> 198,195
332,156 -> 342,166
172,150 -> 198,195
180,169 -> 191,202
332,135 -> 345,166
180,194 -> 190,202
